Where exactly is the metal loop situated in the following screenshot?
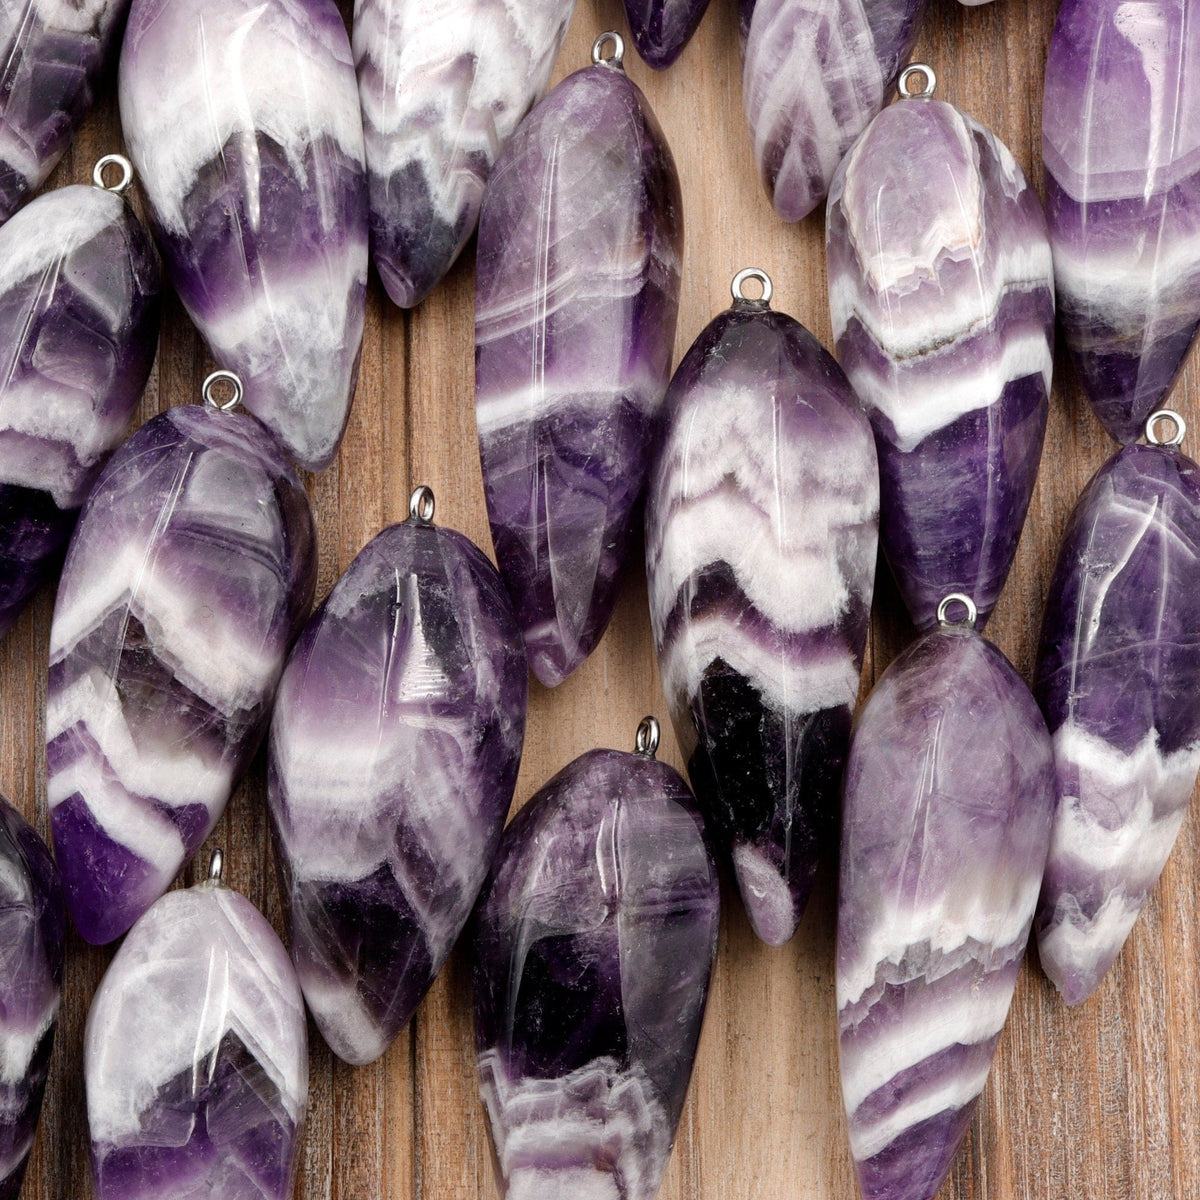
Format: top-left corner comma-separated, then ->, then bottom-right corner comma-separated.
592,31 -> 625,68
409,485 -> 436,525
634,716 -> 660,758
898,63 -> 937,100
1145,409 -> 1186,448
92,153 -> 134,196
202,370 -> 244,412
936,592 -> 978,628
208,848 -> 225,884
731,268 -> 773,307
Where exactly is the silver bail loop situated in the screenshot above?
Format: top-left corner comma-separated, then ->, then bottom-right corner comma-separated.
898,63 -> 937,100
408,485 -> 436,525
635,716 -> 661,758
202,370 -> 244,413
592,31 -> 625,69
936,593 -> 978,629
207,848 -> 225,886
92,153 -> 134,196
731,268 -> 773,308
1145,409 -> 1186,448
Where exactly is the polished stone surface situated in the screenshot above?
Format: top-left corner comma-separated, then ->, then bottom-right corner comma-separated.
828,96 -> 1054,630
624,0 -> 712,68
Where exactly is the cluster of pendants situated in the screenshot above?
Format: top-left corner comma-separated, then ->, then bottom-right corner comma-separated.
0,1 -> 1198,1200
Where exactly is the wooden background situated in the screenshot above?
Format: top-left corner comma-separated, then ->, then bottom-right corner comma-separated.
7,0 -> 1198,1196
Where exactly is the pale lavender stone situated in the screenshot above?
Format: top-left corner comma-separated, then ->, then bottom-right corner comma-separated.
827,96 -> 1054,631
474,738 -> 719,1200
0,0 -> 128,223
119,0 -> 368,471
1044,0 -> 1200,444
1034,441 -> 1200,1005
47,404 -> 316,945
838,624 -> 1054,1200
645,291 -> 878,945
268,503 -> 528,1065
85,878 -> 308,1200
624,0 -> 712,68
0,178 -> 159,638
740,0 -> 927,222
475,49 -> 683,687
0,796 -> 64,1200
353,0 -> 575,308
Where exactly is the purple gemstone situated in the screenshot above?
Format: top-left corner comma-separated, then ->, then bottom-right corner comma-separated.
623,0 -> 712,68
269,499 -> 528,1065
645,286 -> 878,945
0,796 -> 64,1200
474,735 -> 719,1200
1034,437 -> 1200,1005
827,94 -> 1054,630
85,877 -> 308,1200
119,0 -> 368,470
353,0 -> 576,308
47,404 -> 316,945
837,623 -> 1055,1200
0,177 -> 160,638
0,0 -> 128,223
1044,0 -> 1200,443
740,0 -> 928,222
475,45 -> 683,688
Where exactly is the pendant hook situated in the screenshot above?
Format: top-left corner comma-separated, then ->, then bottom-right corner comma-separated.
731,268 -> 773,308
202,370 -> 244,413
1145,409 -> 1186,448
898,63 -> 937,100
207,848 -> 225,886
92,154 -> 134,196
592,31 -> 625,69
936,593 -> 978,628
635,716 -> 661,758
408,485 -> 436,525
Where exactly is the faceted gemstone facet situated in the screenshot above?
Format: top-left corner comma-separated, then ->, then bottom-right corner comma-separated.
475,55 -> 683,687
1044,0 -> 1200,444
0,181 -> 160,638
740,0 -> 928,222
269,511 -> 528,1065
645,296 -> 878,945
838,625 -> 1055,1200
47,405 -> 316,945
0,796 -> 64,1200
119,0 -> 368,470
1035,442 -> 1200,1005
86,880 -> 308,1200
354,0 -> 576,308
0,0 -> 128,223
623,0 -> 712,68
827,97 -> 1054,630
474,744 -> 719,1200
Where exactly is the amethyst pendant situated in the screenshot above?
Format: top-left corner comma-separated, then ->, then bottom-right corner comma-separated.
354,0 -> 576,308
827,71 -> 1054,630
85,857 -> 308,1200
1035,411 -> 1200,1005
0,796 -> 64,1200
269,487 -> 528,1065
646,270 -> 878,945
475,33 -> 684,687
47,381 -> 317,945
119,0 -> 369,471
0,157 -> 160,639
1044,0 -> 1200,443
623,0 -> 712,68
474,718 -> 719,1200
838,598 -> 1054,1200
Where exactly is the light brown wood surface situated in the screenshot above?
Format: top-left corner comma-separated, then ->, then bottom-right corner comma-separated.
7,0 -> 1198,1197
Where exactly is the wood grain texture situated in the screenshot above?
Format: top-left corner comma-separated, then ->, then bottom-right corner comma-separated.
6,0 -> 1198,1197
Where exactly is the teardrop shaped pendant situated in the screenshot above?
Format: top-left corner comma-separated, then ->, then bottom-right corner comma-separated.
47,375 -> 316,945
474,718 -> 719,1200
476,32 -> 684,687
269,486 -> 528,1065
646,269 -> 878,945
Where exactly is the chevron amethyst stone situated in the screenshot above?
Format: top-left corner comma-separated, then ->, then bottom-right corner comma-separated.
354,0 -> 575,308
119,0 -> 368,470
827,91 -> 1054,631
0,0 -> 128,223
623,0 -> 711,68
269,490 -> 528,1065
47,403 -> 316,945
1044,0 -> 1200,444
86,873 -> 308,1200
0,796 -> 64,1200
0,174 -> 159,639
475,38 -> 683,688
1034,433 -> 1200,1005
474,726 -> 719,1200
740,0 -> 928,222
838,620 -> 1054,1200
645,278 -> 878,946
